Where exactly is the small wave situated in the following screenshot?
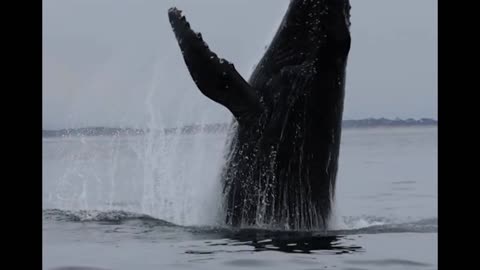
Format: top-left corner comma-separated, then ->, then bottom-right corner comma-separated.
191,218 -> 437,238
332,217 -> 437,235
331,215 -> 437,232
43,209 -> 437,235
42,209 -> 177,226
334,216 -> 393,230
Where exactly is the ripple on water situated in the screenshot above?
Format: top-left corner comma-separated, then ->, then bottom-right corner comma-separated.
345,259 -> 431,267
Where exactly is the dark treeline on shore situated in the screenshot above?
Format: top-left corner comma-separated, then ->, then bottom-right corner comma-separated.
43,118 -> 437,137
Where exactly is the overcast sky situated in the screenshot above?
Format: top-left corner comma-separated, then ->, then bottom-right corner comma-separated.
43,0 -> 437,130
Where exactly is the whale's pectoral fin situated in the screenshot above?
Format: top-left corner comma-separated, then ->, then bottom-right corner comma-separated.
168,8 -> 264,122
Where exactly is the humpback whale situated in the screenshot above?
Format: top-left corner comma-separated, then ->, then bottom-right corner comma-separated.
168,0 -> 351,230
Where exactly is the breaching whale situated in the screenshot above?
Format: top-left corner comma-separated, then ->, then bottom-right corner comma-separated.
168,0 -> 351,230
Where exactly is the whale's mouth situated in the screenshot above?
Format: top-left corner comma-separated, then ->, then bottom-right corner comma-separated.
168,7 -> 204,44
168,6 -> 221,56
167,7 -> 211,53
167,7 -> 189,35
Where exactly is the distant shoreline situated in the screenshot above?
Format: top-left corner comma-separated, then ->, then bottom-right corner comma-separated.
43,118 -> 437,137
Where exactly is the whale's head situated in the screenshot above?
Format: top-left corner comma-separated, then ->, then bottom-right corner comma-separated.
267,0 -> 351,65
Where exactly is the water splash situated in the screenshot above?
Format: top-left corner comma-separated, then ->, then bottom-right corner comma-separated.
43,52 -> 230,226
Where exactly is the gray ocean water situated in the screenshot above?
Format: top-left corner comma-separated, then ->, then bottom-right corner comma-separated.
43,126 -> 437,270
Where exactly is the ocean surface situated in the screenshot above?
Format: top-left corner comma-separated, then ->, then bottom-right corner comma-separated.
43,126 -> 437,270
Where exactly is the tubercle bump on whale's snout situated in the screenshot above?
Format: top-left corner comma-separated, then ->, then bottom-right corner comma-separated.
168,7 -> 196,43
168,7 -> 188,28
168,7 -> 182,20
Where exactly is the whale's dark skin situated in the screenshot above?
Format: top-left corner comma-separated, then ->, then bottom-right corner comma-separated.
168,0 -> 351,230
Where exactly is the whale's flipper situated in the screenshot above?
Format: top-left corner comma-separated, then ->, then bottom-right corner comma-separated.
168,8 -> 264,122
